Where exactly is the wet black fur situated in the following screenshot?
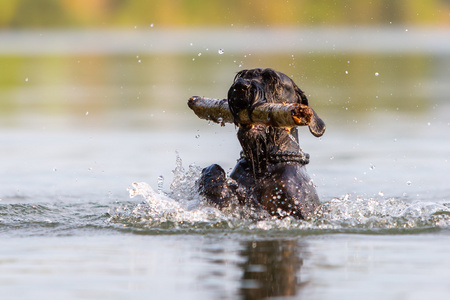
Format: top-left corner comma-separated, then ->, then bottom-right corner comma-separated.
197,68 -> 325,219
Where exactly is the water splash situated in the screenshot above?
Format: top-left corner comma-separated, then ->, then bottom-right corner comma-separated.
109,156 -> 450,234
169,152 -> 202,201
313,195 -> 450,232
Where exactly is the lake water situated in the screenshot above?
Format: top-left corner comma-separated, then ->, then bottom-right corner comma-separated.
1,28 -> 449,299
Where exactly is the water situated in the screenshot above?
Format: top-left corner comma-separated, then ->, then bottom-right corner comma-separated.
1,28 -> 450,299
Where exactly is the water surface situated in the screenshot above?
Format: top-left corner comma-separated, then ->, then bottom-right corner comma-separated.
1,28 -> 449,299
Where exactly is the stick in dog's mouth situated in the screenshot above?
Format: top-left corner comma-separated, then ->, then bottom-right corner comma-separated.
188,96 -> 320,131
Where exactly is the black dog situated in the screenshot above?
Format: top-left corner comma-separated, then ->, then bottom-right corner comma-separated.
197,68 -> 325,219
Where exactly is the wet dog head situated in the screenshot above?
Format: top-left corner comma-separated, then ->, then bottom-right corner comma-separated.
227,68 -> 325,176
227,68 -> 325,137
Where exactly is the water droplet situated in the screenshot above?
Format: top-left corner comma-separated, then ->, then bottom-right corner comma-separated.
25,77 -> 28,82
378,191 -> 384,196
406,180 -> 412,186
189,42 -> 193,46
405,28 -> 408,32
218,48 -> 224,54
150,23 -> 154,28
427,122 -> 431,126
369,164 -> 375,170
345,70 -> 348,74
198,52 -> 202,56
138,59 -> 141,63
195,134 -> 200,139
375,72 -> 379,76
330,156 -> 334,160
157,175 -> 164,193
85,111 -> 89,116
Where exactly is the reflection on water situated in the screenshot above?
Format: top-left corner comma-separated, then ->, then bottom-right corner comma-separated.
239,239 -> 306,300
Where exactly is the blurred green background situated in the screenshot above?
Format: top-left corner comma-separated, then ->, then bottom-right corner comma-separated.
0,0 -> 449,130
1,0 -> 449,28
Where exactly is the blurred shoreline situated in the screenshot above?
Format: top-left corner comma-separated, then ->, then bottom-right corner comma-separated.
1,26 -> 449,55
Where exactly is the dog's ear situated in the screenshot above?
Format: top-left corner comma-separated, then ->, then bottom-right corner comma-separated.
308,108 -> 326,137
295,86 -> 325,137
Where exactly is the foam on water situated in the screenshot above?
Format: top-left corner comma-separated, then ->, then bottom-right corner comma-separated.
109,156 -> 450,234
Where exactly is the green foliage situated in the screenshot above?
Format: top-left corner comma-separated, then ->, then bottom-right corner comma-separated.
0,0 -> 448,28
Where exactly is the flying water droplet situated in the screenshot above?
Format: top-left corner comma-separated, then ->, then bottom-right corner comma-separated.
375,72 -> 379,76
157,175 -> 164,194
218,49 -> 224,54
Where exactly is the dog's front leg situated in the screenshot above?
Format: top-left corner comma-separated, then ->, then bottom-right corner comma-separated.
196,164 -> 234,208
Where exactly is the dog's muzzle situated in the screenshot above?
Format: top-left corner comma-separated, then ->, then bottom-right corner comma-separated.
228,79 -> 262,125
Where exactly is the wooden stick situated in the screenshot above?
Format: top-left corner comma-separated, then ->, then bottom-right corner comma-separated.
188,96 -> 312,127
187,97 -> 233,125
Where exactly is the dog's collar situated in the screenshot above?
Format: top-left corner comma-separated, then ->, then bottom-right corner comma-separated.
269,151 -> 310,165
239,151 -> 310,165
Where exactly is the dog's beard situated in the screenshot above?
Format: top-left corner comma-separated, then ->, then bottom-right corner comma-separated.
237,125 -> 268,176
